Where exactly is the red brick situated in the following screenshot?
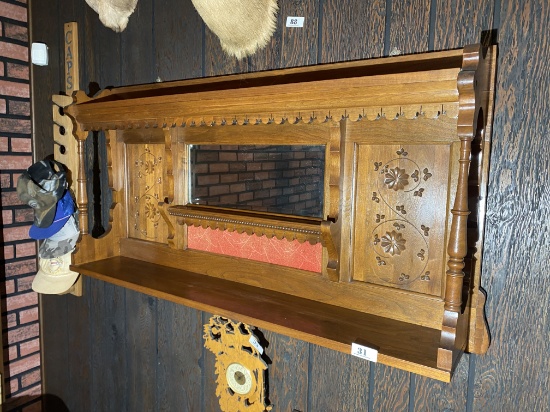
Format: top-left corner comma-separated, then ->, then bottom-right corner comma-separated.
10,353 -> 40,376
0,98 -> 6,114
3,226 -> 30,242
0,118 -> 32,134
0,136 -> 9,151
21,368 -> 41,387
5,344 -> 18,361
208,185 -> 229,196
220,173 -> 239,183
19,337 -> 40,356
5,279 -> 16,294
0,2 -> 27,22
8,136 -> 29,153
15,207 -> 33,222
230,183 -> 246,193
7,292 -> 38,311
3,209 -> 13,224
0,58 -> 4,76
5,22 -> 28,42
19,307 -> 38,325
17,275 -> 34,292
209,163 -> 229,173
0,155 -> 32,169
8,323 -> 39,345
4,312 -> 17,328
4,245 -> 15,260
239,192 -> 253,202
5,259 -> 36,277
16,242 -> 36,258
0,80 -> 30,98
9,377 -> 19,394
219,194 -> 238,204
197,174 -> 219,185
219,152 -> 237,161
246,162 -> 262,171
1,172 -> 12,188
7,62 -> 29,80
9,100 -> 31,116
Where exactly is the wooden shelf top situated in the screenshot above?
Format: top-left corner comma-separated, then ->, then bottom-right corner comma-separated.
72,256 -> 450,381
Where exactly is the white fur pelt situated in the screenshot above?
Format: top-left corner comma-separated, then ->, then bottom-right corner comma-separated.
191,0 -> 278,59
85,0 -> 138,32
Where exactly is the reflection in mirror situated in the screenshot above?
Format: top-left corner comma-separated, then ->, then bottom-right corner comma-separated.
189,145 -> 325,218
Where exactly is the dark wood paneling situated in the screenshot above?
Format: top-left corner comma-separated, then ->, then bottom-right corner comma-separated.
388,0 -> 431,54
125,291 -> 157,411
65,279 -> 92,411
433,0 -> 494,49
320,0 -> 386,63
154,0 -> 203,81
308,345 -> 370,411
157,301 -> 202,412
414,354 -> 469,411
39,293 -> 68,403
204,27 -> 248,76
262,331 -> 309,411
471,0 -> 550,410
90,280 -> 127,412
120,0 -> 154,85
372,364 -> 410,411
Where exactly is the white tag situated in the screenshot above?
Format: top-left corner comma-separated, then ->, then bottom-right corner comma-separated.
249,335 -> 264,355
351,343 -> 378,362
286,16 -> 305,27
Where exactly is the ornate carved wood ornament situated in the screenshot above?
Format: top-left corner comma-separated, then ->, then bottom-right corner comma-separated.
204,316 -> 271,412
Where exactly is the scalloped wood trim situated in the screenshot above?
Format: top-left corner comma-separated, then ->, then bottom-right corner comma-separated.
74,103 -> 460,132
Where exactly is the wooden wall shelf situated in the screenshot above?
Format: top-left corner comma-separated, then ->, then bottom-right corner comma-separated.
73,256 -> 449,381
63,42 -> 497,382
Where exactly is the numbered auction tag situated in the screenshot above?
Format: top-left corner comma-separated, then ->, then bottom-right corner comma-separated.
249,335 -> 264,355
286,16 -> 305,27
351,343 -> 378,362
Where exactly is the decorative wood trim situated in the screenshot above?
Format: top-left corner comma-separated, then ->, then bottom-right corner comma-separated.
169,205 -> 325,245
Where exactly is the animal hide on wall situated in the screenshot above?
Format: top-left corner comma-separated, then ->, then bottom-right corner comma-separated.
85,0 -> 138,32
191,0 -> 278,59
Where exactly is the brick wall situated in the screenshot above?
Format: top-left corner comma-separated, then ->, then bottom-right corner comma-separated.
191,144 -> 325,217
0,0 -> 42,406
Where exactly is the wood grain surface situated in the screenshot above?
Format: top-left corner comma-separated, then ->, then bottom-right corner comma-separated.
320,0 -> 386,63
471,0 -> 550,410
33,0 -> 550,410
157,300 -> 203,411
308,345 -> 371,412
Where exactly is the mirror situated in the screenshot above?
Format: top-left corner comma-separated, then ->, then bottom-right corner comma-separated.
189,144 -> 325,218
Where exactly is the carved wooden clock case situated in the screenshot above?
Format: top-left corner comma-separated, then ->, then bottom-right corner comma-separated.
59,41 -> 497,383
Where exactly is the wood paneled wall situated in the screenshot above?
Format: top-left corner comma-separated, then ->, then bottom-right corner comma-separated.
29,0 -> 550,410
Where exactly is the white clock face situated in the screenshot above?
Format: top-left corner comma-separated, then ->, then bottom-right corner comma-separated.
226,363 -> 253,395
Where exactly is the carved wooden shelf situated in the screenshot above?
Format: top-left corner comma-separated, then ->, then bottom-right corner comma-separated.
63,42 -> 497,382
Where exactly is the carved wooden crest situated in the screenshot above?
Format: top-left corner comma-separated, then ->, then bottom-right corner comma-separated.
204,316 -> 271,412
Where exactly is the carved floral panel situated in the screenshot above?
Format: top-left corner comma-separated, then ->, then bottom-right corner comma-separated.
127,143 -> 166,242
353,143 -> 452,297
